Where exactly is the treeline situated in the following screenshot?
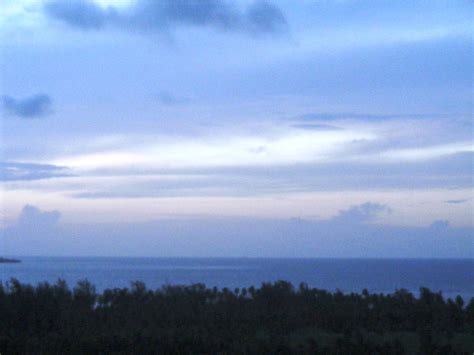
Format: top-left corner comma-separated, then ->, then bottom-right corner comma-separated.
0,279 -> 473,354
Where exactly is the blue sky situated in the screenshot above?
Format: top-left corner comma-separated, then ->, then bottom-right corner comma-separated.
0,0 -> 472,257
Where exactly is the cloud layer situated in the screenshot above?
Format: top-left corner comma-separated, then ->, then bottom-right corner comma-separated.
2,204 -> 472,257
44,0 -> 287,36
1,0 -> 472,252
0,162 -> 70,181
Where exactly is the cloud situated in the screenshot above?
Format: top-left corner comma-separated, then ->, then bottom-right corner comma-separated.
2,204 -> 472,258
0,162 -> 71,181
2,205 -> 62,254
298,112 -> 453,122
245,1 -> 287,35
1,94 -> 53,119
430,219 -> 450,230
44,0 -> 114,30
379,142 -> 474,162
17,205 -> 61,229
331,202 -> 391,224
33,121 -> 471,192
445,199 -> 468,204
48,126 -> 375,171
156,90 -> 189,105
44,0 -> 288,36
291,123 -> 342,131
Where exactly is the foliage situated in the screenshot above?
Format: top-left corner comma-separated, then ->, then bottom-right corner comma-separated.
0,279 -> 473,354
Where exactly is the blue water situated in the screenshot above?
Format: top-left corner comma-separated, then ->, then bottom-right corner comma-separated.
1,257 -> 473,301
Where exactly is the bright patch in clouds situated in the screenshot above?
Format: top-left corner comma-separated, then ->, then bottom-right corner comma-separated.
380,142 -> 474,162
50,126 -> 375,171
45,122 -> 472,173
93,0 -> 135,9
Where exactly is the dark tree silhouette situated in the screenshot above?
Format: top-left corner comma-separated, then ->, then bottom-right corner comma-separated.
0,279 -> 472,353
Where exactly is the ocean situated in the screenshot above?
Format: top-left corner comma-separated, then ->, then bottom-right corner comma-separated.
1,257 -> 473,301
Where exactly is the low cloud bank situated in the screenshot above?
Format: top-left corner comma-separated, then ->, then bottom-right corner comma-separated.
2,204 -> 472,258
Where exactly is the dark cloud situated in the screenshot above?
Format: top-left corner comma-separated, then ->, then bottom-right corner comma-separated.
44,0 -> 115,30
44,0 -> 287,36
0,162 -> 71,181
2,94 -> 52,119
157,90 -> 189,105
155,0 -> 240,29
331,202 -> 391,224
444,199 -> 468,204
245,1 -> 287,35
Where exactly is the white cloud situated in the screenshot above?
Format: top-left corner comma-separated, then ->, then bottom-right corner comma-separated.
93,0 -> 135,9
379,141 -> 473,162
49,126 -> 376,172
42,121 -> 472,173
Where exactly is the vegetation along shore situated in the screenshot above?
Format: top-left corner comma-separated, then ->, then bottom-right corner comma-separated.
0,279 -> 473,354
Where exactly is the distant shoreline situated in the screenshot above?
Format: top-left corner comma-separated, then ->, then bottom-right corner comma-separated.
0,257 -> 20,263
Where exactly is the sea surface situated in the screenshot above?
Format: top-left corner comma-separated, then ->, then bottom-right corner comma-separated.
1,257 -> 473,300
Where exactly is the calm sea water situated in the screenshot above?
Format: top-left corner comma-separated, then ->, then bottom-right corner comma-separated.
1,257 -> 473,301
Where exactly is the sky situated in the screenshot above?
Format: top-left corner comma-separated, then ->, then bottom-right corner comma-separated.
0,0 -> 472,257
